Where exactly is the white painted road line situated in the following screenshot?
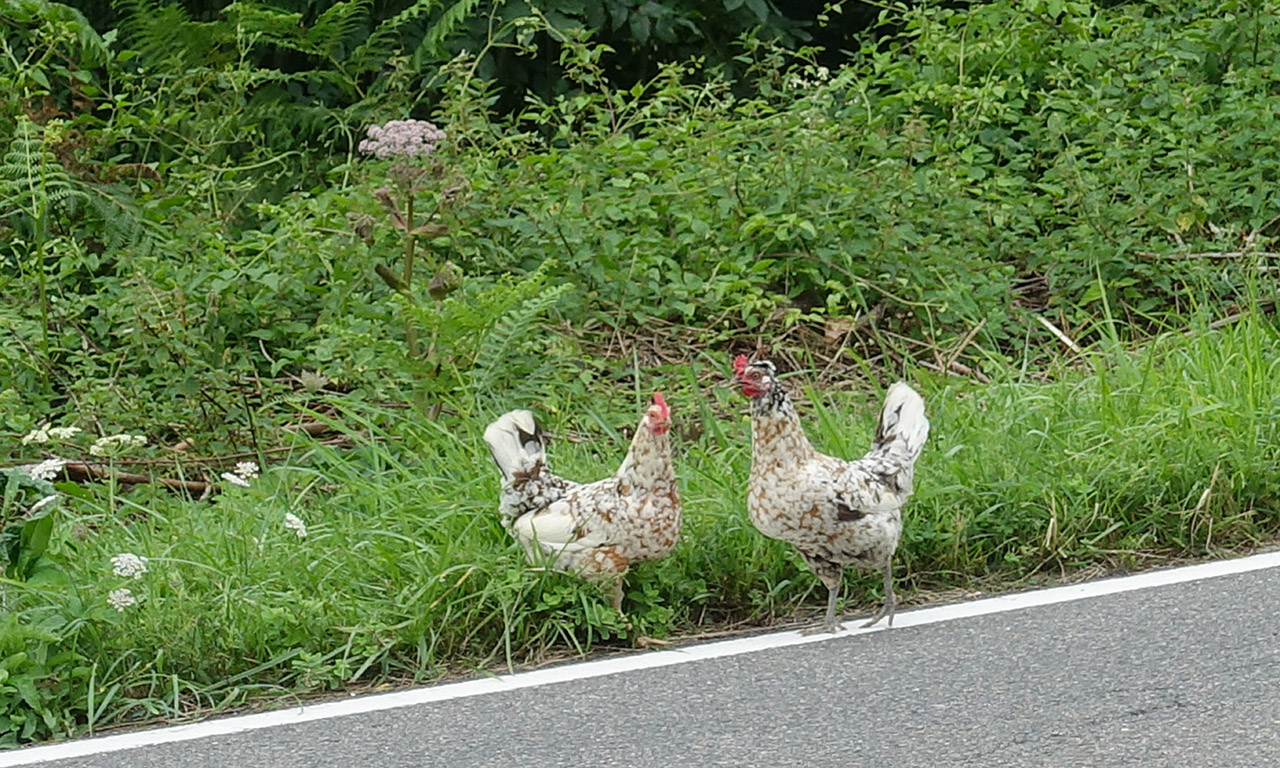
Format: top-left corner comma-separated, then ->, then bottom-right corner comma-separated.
5,549 -> 1280,766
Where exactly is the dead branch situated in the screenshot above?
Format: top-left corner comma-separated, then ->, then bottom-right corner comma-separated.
1180,298 -> 1277,336
945,359 -> 991,384
283,421 -> 335,437
62,462 -> 211,497
1138,250 -> 1280,260
918,358 -> 991,384
1253,211 -> 1280,239
69,435 -> 355,469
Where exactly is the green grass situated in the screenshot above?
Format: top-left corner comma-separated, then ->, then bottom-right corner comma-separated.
4,311 -> 1280,743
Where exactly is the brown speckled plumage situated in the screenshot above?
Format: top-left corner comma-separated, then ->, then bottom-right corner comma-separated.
734,357 -> 929,632
484,395 -> 681,611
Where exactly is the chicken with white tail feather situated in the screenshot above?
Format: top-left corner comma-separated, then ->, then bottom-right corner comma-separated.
483,393 -> 681,614
733,356 -> 929,633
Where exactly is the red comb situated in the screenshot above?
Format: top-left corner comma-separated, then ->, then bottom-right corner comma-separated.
652,391 -> 669,419
733,354 -> 749,376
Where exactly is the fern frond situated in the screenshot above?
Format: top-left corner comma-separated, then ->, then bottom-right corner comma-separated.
224,1 -> 308,52
348,0 -> 442,74
82,185 -> 159,253
470,281 -> 571,402
308,0 -> 373,58
0,120 -> 84,222
412,0 -> 484,66
115,0 -> 232,67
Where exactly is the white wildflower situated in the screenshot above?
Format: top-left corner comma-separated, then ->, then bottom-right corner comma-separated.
89,433 -> 148,457
29,495 -> 58,514
21,426 -> 50,445
24,457 -> 66,482
234,461 -> 260,480
111,552 -> 149,579
107,588 -> 137,612
283,513 -> 307,539
23,425 -> 83,444
221,471 -> 251,488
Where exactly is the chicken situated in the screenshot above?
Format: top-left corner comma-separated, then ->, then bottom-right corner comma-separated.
732,356 -> 929,633
483,393 -> 681,614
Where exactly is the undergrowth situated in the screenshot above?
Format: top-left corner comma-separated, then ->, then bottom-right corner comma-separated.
4,310 -> 1280,744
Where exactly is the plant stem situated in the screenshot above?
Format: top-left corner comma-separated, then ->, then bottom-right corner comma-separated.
35,228 -> 51,396
30,136 -> 52,397
400,191 -> 433,416
1252,0 -> 1261,67
402,194 -> 420,361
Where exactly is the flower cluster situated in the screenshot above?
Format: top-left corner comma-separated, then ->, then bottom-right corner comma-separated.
357,119 -> 446,159
89,433 -> 148,457
221,460 -> 260,488
111,552 -> 149,579
283,513 -> 308,539
234,461 -> 260,479
107,588 -> 137,612
21,425 -> 82,445
107,550 -> 152,612
23,457 -> 66,482
785,64 -> 833,91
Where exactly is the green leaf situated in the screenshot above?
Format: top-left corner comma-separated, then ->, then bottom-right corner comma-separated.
743,0 -> 769,22
629,11 -> 651,44
13,676 -> 41,711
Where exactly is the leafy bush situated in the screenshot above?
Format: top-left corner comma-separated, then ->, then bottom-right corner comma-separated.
0,613 -> 90,746
447,0 -> 1280,347
7,0 -> 1280,437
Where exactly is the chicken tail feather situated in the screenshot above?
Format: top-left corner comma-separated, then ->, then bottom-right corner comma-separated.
484,410 -> 546,482
870,382 -> 930,467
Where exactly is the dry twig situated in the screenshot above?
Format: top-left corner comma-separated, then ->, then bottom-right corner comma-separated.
1034,315 -> 1084,355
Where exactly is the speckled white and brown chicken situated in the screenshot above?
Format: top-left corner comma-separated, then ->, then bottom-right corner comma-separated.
483,393 -> 681,613
733,356 -> 929,633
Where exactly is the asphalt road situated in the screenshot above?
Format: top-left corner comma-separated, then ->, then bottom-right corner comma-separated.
17,564 -> 1280,767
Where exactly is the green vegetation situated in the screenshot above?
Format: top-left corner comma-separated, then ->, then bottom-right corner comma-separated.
3,0 -> 1280,746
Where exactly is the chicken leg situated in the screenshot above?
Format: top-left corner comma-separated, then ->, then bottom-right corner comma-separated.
801,583 -> 845,635
861,564 -> 895,628
605,575 -> 670,648
800,559 -> 847,635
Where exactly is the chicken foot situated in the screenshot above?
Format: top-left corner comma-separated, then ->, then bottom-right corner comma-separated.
799,562 -> 896,634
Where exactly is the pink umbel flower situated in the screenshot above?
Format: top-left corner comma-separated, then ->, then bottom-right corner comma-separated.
358,120 -> 446,159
